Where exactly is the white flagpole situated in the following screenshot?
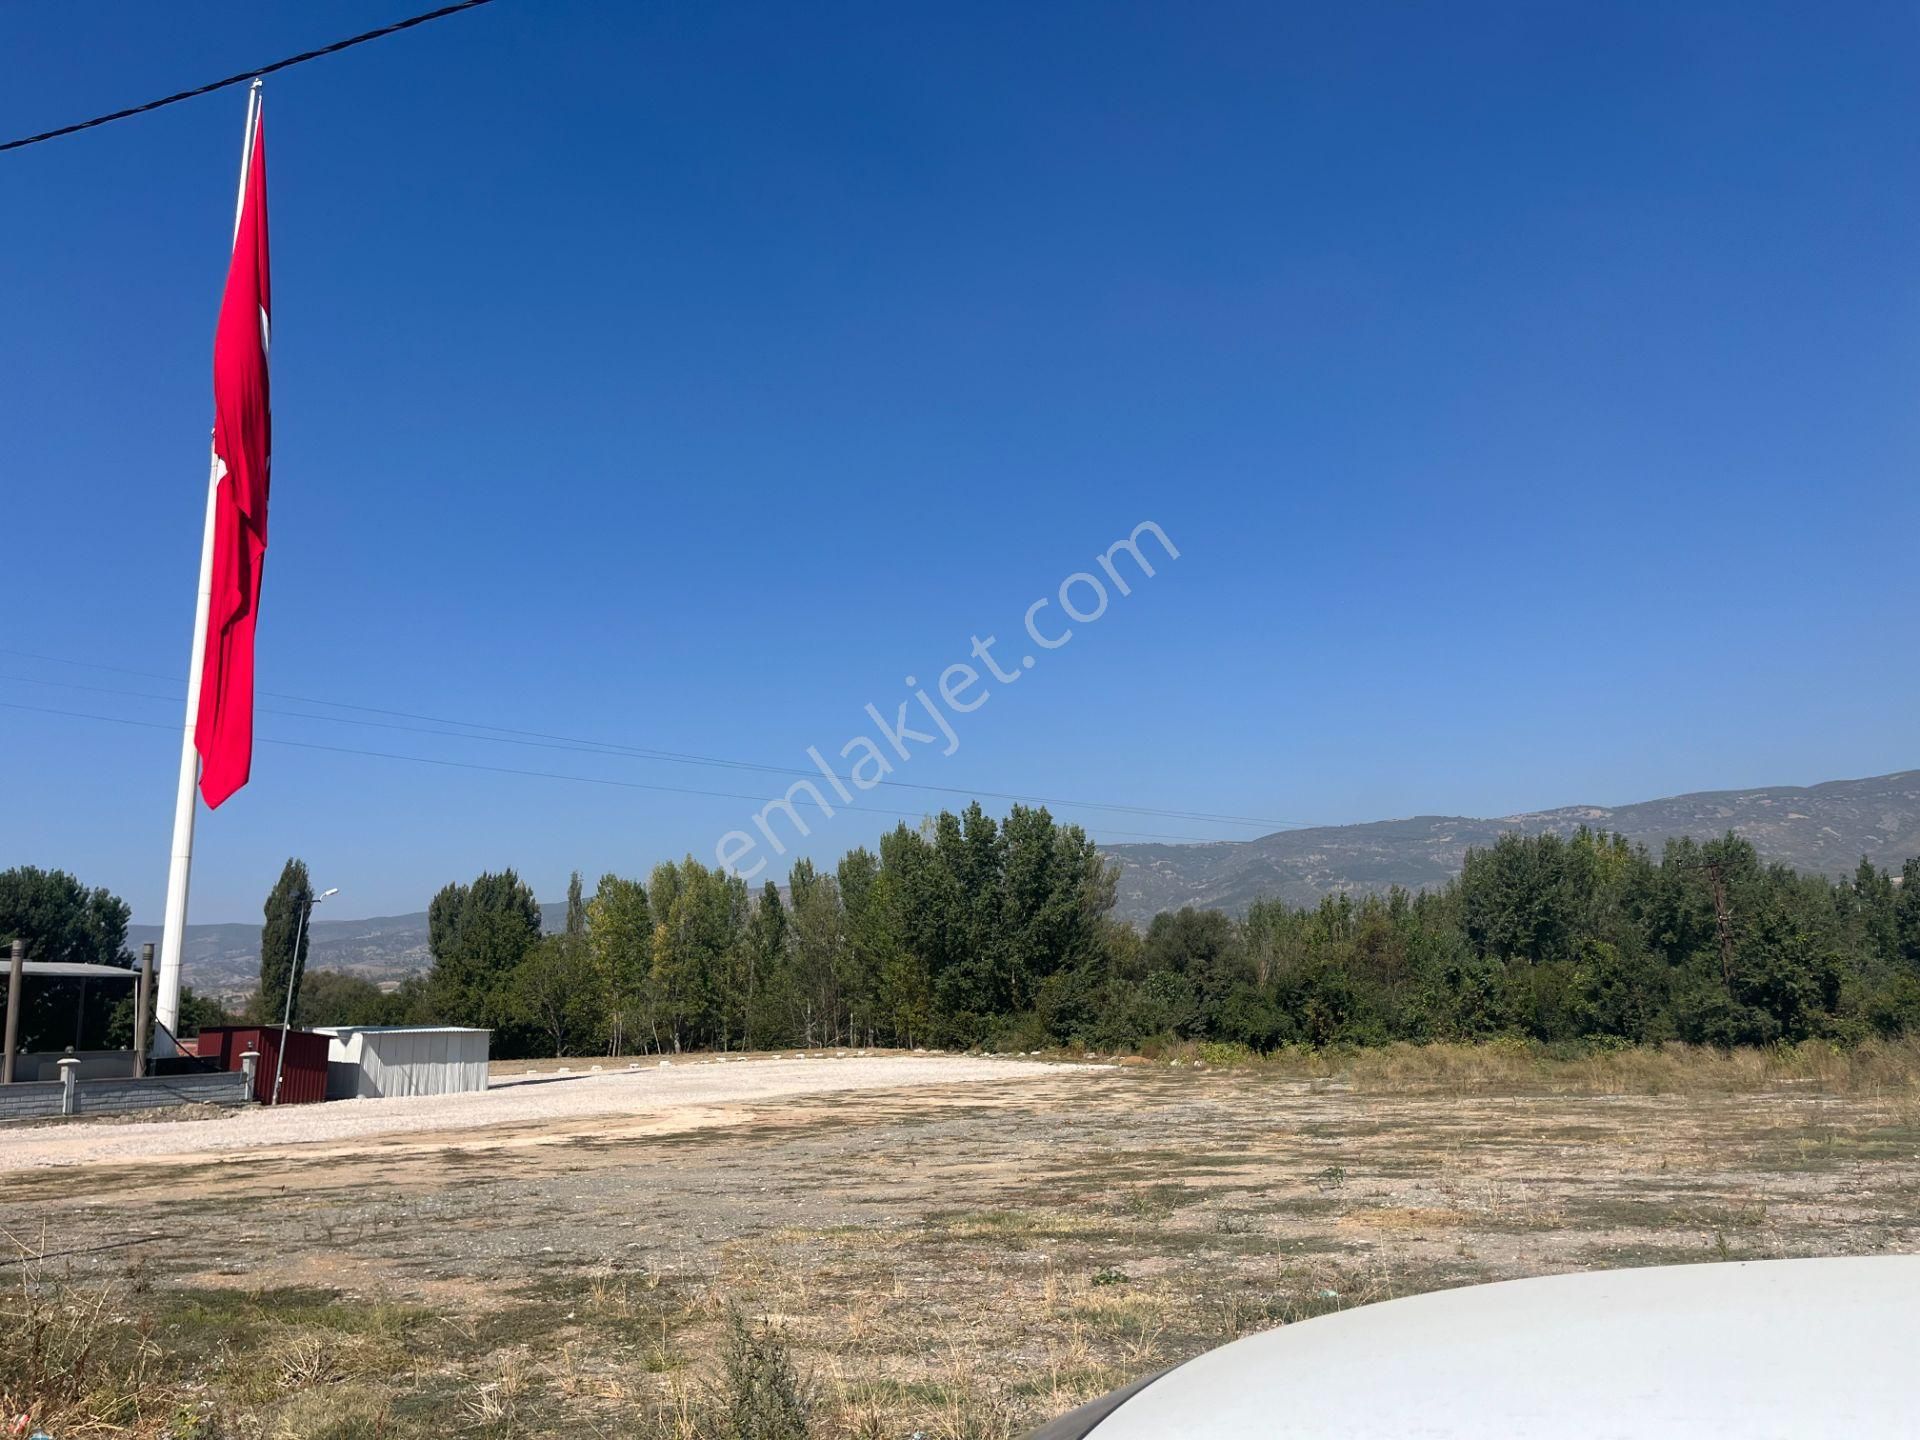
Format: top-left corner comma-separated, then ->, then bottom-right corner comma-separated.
155,80 -> 263,1039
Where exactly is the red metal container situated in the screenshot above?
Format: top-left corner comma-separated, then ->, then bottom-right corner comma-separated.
191,1025 -> 330,1104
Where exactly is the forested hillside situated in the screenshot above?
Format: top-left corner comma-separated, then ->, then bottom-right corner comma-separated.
1106,770 -> 1920,921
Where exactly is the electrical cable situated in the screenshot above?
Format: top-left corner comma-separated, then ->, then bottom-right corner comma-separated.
0,650 -> 1307,829
0,698 -> 1254,846
0,1 -> 1318,846
1,0 -> 500,153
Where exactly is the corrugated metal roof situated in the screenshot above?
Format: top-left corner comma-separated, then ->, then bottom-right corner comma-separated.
310,1025 -> 491,1035
15,961 -> 141,980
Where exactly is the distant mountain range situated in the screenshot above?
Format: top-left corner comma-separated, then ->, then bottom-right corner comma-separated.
126,903 -> 570,1004
134,771 -> 1920,997
1103,770 -> 1920,923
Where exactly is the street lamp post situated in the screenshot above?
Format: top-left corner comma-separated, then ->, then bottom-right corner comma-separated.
271,885 -> 337,1106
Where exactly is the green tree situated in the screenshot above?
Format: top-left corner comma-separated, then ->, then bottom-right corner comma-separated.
0,866 -> 130,968
745,881 -> 797,1049
176,986 -> 235,1039
710,870 -> 755,1050
1002,807 -> 1113,1012
1732,888 -> 1842,1042
258,858 -> 314,1028
1576,938 -> 1672,1043
788,860 -> 848,1044
296,969 -> 392,1027
0,865 -> 133,1051
1899,859 -> 1920,968
509,933 -> 600,1056
1143,907 -> 1252,1033
866,869 -> 930,1047
1842,857 -> 1898,959
586,873 -> 652,1055
565,869 -> 587,937
1460,831 -> 1576,966
649,858 -> 742,1051
877,821 -> 963,1039
428,881 -> 464,969
425,869 -> 544,1026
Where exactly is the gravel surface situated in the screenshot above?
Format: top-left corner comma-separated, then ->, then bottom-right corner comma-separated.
1,1054 -> 1061,1170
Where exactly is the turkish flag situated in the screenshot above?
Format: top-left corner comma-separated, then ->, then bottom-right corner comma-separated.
196,100 -> 271,809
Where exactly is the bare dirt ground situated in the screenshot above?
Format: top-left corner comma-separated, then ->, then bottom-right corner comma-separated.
4,1050 -> 1918,1438
2,1054 -> 1055,1171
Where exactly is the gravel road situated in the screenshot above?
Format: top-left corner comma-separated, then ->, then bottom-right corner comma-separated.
1,1054 -> 1062,1171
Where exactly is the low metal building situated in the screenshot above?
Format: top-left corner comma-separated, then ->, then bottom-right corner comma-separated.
192,1025 -> 331,1104
313,1025 -> 491,1099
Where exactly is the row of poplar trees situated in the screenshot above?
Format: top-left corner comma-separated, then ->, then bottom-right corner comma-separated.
304,813 -> 1920,1059
14,817 -> 1920,1060
383,803 -> 1116,1058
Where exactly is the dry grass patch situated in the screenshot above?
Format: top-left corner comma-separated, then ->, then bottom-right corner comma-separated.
1145,1036 -> 1920,1096
8,1049 -> 1919,1437
1340,1206 -> 1479,1231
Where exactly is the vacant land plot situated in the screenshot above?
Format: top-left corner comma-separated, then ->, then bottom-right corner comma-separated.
4,1047 -> 1918,1438
3,1054 -> 1052,1171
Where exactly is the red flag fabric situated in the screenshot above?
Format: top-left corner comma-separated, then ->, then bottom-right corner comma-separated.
196,103 -> 271,809
194,104 -> 272,814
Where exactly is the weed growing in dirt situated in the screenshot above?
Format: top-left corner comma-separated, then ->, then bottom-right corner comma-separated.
0,1256 -> 149,1436
1141,1035 -> 1920,1096
718,1309 -> 811,1440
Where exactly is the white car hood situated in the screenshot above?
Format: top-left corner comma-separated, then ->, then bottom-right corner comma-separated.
1076,1256 -> 1919,1438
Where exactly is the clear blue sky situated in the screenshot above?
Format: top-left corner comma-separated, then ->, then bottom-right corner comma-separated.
3,0 -> 1915,923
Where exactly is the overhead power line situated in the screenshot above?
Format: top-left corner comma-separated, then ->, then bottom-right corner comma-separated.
0,698 -> 1250,847
0,648 -> 1309,831
1,0 -> 500,153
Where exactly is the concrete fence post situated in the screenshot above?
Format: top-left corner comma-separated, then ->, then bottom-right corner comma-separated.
240,1049 -> 261,1102
58,1054 -> 81,1116
133,941 -> 155,1079
3,938 -> 23,1085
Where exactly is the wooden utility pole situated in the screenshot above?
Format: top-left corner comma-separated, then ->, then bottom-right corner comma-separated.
1703,860 -> 1737,990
